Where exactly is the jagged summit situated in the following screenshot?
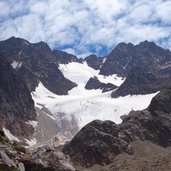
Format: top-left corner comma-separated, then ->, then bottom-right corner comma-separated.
1,37 -> 171,170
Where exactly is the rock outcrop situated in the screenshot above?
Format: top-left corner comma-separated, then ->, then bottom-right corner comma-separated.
63,87 -> 171,168
53,50 -> 81,64
85,77 -> 117,92
84,54 -> 104,70
0,128 -> 26,171
100,42 -> 135,76
22,145 -> 76,171
63,120 -> 133,167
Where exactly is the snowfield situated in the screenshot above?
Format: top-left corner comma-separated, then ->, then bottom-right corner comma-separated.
3,128 -> 20,142
32,82 -> 158,129
59,62 -> 124,87
32,62 -> 158,135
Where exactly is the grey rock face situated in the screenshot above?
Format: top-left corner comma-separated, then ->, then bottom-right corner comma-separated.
85,54 -> 104,70
53,50 -> 81,64
0,54 -> 36,137
85,77 -> 117,92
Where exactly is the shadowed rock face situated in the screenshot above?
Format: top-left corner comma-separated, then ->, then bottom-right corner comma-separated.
100,41 -> 171,77
112,66 -> 171,97
63,87 -> 171,167
85,77 -> 117,92
0,37 -> 77,95
85,54 -> 104,70
0,54 -> 36,137
99,41 -> 171,97
100,42 -> 135,76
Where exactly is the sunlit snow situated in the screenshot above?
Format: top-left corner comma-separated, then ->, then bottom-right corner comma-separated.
26,120 -> 38,129
25,138 -> 37,148
3,128 -> 20,142
11,60 -> 22,69
32,62 -> 158,130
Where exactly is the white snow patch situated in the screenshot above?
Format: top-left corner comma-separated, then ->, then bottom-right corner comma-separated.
59,62 -> 97,84
102,58 -> 106,64
11,60 -> 22,69
59,62 -> 125,89
3,128 -> 20,142
18,50 -> 22,56
98,74 -> 124,87
26,120 -> 38,129
25,138 -> 37,148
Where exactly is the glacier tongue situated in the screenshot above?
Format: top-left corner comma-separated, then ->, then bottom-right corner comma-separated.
32,82 -> 158,127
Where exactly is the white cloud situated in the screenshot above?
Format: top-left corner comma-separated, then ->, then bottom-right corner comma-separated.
0,0 -> 171,57
156,1 -> 171,24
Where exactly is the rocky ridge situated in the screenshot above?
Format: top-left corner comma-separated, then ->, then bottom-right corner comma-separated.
100,41 -> 171,97
62,87 -> 171,170
84,54 -> 104,70
0,37 -> 77,95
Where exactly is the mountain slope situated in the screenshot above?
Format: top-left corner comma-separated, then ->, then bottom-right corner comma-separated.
63,87 -> 171,170
0,54 -> 36,138
84,54 -> 104,70
0,37 -> 77,95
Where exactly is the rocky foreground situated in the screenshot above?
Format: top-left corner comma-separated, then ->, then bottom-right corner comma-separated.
0,87 -> 171,171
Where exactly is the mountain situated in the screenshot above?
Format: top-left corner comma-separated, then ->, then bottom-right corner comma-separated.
0,54 -> 36,138
100,41 -> 171,77
1,87 -> 171,171
84,54 -> 104,70
53,49 -> 82,64
100,42 -> 135,76
99,41 -> 171,97
62,87 -> 171,170
0,37 -> 77,95
1,37 -> 171,170
2,37 -> 171,146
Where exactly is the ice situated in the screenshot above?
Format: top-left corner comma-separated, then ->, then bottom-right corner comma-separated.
59,62 -> 125,87
31,62 -> 158,141
32,82 -> 158,130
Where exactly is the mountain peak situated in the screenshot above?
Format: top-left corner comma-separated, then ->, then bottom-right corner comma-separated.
6,36 -> 30,44
138,40 -> 157,48
114,42 -> 134,50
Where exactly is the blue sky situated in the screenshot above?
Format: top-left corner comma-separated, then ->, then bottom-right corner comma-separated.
0,0 -> 171,57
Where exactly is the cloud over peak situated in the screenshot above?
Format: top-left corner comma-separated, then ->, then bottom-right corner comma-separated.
0,0 -> 171,57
